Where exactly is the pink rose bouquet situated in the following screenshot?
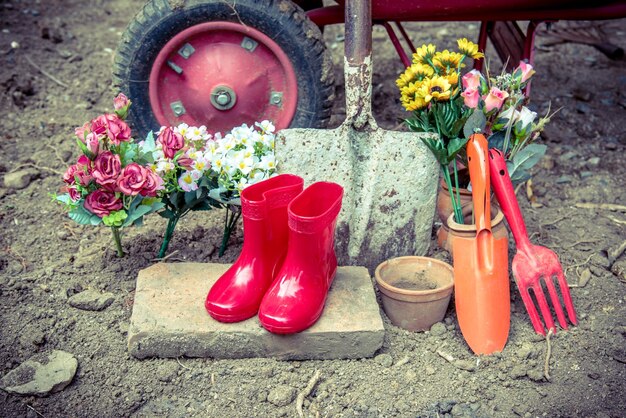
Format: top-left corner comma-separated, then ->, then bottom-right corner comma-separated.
55,94 -> 164,257
462,61 -> 554,183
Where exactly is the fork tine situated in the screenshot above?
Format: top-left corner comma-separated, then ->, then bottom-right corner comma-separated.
556,270 -> 578,325
533,284 -> 556,334
517,284 -> 546,335
543,273 -> 568,330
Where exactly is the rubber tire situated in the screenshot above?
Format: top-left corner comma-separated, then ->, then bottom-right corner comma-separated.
112,0 -> 334,138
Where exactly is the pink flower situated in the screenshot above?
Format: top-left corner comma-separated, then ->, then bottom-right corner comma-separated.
67,186 -> 81,201
483,87 -> 509,112
176,156 -> 195,170
114,93 -> 130,111
85,132 -> 100,156
92,114 -> 131,145
516,61 -> 535,83
139,169 -> 164,197
157,127 -> 185,159
63,156 -> 92,186
90,116 -> 108,138
461,88 -> 480,109
462,69 -> 482,90
75,122 -> 90,141
84,190 -> 123,217
92,151 -> 122,191
116,163 -> 157,196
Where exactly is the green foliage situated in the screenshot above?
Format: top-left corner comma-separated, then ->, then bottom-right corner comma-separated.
463,109 -> 487,139
506,143 -> 547,184
68,202 -> 102,226
103,210 -> 128,227
122,196 -> 165,227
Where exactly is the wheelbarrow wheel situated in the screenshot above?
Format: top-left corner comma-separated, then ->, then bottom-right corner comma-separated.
113,0 -> 334,137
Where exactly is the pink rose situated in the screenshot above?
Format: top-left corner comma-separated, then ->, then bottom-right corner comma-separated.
140,169 -> 164,197
462,69 -> 482,90
85,132 -> 100,156
516,61 -> 535,83
483,87 -> 509,112
114,93 -> 130,111
75,122 -> 90,141
63,155 -> 92,186
117,163 -> 153,196
461,88 -> 480,109
84,190 -> 123,217
176,156 -> 195,170
157,127 -> 185,159
92,114 -> 132,145
92,151 -> 121,191
90,116 -> 108,137
67,186 -> 81,201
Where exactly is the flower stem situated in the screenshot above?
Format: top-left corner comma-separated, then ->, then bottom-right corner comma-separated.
111,226 -> 125,257
219,206 -> 242,257
158,216 -> 179,259
442,165 -> 464,224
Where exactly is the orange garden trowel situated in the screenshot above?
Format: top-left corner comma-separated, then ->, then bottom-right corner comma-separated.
453,133 -> 510,355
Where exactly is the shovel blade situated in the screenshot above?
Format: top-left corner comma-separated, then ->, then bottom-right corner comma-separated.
453,234 -> 510,355
276,125 -> 438,273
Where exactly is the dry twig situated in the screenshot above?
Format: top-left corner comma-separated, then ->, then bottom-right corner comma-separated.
24,55 -> 69,88
544,328 -> 554,381
26,404 -> 46,418
563,239 -> 600,249
540,212 -> 573,228
608,240 -> 626,267
9,162 -> 63,175
176,357 -> 192,370
575,203 -> 626,212
152,250 -> 180,262
296,369 -> 321,418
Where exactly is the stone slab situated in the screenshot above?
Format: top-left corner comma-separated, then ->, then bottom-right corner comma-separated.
128,263 -> 385,360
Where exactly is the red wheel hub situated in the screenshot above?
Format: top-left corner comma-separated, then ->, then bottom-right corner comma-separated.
149,22 -> 298,134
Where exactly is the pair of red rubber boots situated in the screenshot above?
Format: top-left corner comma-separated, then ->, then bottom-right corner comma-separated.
205,174 -> 343,334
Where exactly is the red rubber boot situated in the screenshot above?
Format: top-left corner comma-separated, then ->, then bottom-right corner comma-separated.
258,182 -> 344,334
205,174 -> 304,322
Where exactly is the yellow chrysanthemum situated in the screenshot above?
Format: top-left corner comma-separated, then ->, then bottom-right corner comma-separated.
423,76 -> 452,103
400,81 -> 429,111
410,63 -> 435,78
396,67 -> 416,89
443,70 -> 459,87
412,44 -> 437,65
457,38 -> 485,59
433,50 -> 465,69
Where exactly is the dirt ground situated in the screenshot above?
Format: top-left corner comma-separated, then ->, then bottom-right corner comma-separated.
1,1 -> 626,417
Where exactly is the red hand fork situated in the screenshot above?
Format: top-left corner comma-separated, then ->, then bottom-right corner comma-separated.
488,149 -> 578,335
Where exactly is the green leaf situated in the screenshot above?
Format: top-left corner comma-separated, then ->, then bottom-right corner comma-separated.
75,137 -> 94,160
463,110 -> 486,139
159,209 -> 176,219
103,210 -> 128,227
119,142 -> 138,166
184,190 -> 197,206
487,131 -> 507,153
507,144 -> 548,184
122,199 -> 165,227
69,202 -> 102,225
447,137 -> 468,160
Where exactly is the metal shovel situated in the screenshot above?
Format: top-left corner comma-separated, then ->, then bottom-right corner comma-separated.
276,0 -> 438,272
453,134 -> 510,355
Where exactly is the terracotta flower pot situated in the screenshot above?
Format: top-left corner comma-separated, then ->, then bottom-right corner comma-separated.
374,256 -> 454,332
436,168 -> 472,250
446,204 -> 508,257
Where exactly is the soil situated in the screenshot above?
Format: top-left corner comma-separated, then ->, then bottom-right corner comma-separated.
1,1 -> 626,417
391,272 -> 439,292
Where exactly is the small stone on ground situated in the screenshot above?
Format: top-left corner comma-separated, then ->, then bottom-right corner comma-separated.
68,289 -> 115,311
0,350 -> 77,396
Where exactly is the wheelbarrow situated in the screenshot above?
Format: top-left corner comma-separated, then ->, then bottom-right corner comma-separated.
114,0 -> 626,139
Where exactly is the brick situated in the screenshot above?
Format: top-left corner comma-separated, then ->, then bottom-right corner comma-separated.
128,263 -> 385,360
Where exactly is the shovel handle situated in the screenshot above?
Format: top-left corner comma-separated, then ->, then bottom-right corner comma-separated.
345,0 -> 371,66
488,149 -> 533,253
467,134 -> 491,233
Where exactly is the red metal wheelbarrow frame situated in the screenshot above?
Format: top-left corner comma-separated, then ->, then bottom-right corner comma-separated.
306,1 -> 626,70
